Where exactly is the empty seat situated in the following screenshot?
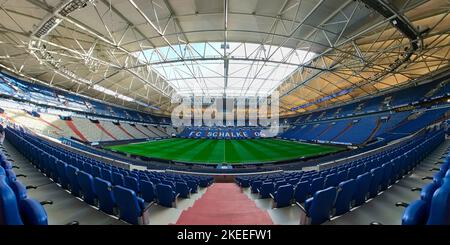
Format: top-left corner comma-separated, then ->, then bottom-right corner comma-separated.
336,171 -> 347,184
156,184 -> 177,208
139,180 -> 155,203
19,198 -> 48,225
368,167 -> 384,198
112,172 -> 124,186
401,200 -> 428,225
251,180 -> 262,194
239,179 -> 250,188
310,177 -> 325,196
294,181 -> 310,203
101,169 -> 112,183
93,177 -> 116,215
0,175 -> 23,225
380,162 -> 393,190
124,176 -> 140,194
300,187 -> 337,225
258,182 -> 274,199
161,180 -> 175,189
353,172 -> 372,206
9,179 -> 27,203
77,171 -> 97,205
175,182 -> 190,198
113,185 -> 147,225
334,179 -> 357,216
55,160 -> 69,189
65,165 -> 81,197
83,163 -> 93,175
347,167 -> 358,180
324,173 -> 339,188
426,180 -> 450,225
274,180 -> 287,190
91,166 -> 101,178
272,184 -> 293,208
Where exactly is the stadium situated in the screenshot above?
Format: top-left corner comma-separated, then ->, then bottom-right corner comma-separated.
0,0 -> 450,229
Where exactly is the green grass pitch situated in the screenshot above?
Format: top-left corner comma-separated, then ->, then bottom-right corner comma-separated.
105,138 -> 344,165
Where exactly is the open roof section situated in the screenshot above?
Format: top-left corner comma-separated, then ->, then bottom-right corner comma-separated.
135,42 -> 316,97
0,0 -> 448,117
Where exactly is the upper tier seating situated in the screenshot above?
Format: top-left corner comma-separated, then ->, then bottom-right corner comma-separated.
281,107 -> 448,145
0,72 -> 168,125
0,108 -> 171,142
288,74 -> 450,125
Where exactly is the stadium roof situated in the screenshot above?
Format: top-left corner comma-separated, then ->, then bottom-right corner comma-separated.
0,0 -> 449,116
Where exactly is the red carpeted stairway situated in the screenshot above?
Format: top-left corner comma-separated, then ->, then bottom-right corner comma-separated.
176,183 -> 273,225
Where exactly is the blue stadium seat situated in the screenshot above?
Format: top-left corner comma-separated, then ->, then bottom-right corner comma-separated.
85,163 -> 94,173
258,182 -> 274,199
101,169 -> 112,183
426,180 -> 450,225
19,198 -> 48,225
176,182 -> 190,198
93,177 -> 116,215
91,166 -> 101,178
310,177 -> 325,196
353,172 -> 372,206
274,180 -> 287,190
347,167 -> 358,180
112,172 -> 124,186
300,186 -> 337,225
113,185 -> 147,225
239,179 -> 250,188
124,176 -> 140,194
380,162 -> 393,190
156,184 -> 177,208
271,184 -> 293,208
334,179 -> 357,216
77,171 -> 97,205
65,165 -> 81,197
336,170 -> 347,184
9,179 -> 27,203
162,180 -> 175,189
55,160 -> 69,189
294,181 -> 310,204
251,180 -> 262,193
139,180 -> 155,203
0,175 -> 23,225
324,173 -> 339,188
368,167 -> 384,198
401,200 -> 428,225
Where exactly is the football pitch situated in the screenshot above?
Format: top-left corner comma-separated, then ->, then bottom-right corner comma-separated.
106,138 -> 344,165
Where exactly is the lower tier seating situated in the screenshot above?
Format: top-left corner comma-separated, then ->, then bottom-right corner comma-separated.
0,143 -> 49,225
401,144 -> 450,225
2,126 -> 214,225
237,129 -> 445,224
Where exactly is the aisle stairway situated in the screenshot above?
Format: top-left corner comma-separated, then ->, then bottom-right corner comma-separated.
176,183 -> 273,225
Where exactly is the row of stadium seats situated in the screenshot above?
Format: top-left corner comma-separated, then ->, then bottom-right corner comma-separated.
401,144 -> 450,225
281,107 -> 448,145
290,74 -> 450,124
0,108 -> 170,142
0,72 -> 169,124
4,126 -> 213,224
0,144 -> 49,225
237,129 -> 445,224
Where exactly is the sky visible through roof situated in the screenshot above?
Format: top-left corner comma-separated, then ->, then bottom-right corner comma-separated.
135,42 -> 316,98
